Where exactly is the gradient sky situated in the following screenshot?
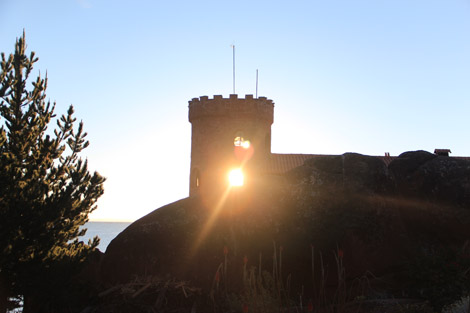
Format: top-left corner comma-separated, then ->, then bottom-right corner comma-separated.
1,0 -> 469,221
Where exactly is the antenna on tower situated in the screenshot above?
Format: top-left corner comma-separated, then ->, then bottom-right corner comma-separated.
231,44 -> 236,94
255,69 -> 259,98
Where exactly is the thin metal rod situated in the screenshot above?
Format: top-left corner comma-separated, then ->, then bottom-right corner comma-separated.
232,45 -> 235,94
256,69 -> 258,98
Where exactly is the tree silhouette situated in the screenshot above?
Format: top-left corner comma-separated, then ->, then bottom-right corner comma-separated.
0,32 -> 105,312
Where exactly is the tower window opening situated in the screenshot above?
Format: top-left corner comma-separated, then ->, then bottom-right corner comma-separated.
234,136 -> 244,146
234,132 -> 250,149
191,168 -> 201,189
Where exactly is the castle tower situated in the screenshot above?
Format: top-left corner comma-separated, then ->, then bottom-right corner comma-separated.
188,94 -> 274,196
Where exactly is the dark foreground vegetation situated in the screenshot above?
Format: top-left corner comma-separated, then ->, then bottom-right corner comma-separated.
90,244 -> 470,313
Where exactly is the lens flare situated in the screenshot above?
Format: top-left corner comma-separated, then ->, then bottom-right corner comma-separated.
228,169 -> 244,187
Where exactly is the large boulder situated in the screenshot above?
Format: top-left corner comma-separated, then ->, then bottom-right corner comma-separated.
100,151 -> 470,306
100,189 -> 289,290
292,152 -> 389,194
389,150 -> 470,207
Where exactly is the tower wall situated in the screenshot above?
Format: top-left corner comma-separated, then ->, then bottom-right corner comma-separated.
188,94 -> 274,196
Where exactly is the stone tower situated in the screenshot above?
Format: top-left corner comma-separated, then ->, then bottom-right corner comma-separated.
188,94 -> 274,196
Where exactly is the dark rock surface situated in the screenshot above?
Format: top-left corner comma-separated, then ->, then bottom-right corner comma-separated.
100,151 -> 470,300
389,150 -> 470,207
296,152 -> 389,194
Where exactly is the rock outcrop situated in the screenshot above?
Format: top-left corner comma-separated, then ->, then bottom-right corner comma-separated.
389,151 -> 470,207
100,151 -> 470,302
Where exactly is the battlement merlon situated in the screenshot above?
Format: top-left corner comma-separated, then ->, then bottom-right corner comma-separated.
188,94 -> 274,124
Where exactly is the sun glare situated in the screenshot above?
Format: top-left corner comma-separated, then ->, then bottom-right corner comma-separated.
228,169 -> 244,187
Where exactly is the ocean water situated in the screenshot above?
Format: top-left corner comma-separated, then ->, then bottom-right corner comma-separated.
80,221 -> 132,252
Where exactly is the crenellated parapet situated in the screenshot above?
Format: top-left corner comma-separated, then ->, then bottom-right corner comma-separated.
188,94 -> 274,124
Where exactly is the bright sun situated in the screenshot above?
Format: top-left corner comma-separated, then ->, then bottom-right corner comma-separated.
228,169 -> 244,187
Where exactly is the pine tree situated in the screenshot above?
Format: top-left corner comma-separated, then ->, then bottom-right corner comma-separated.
0,32 -> 105,312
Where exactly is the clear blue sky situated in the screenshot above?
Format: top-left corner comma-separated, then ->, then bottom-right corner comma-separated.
1,0 -> 469,221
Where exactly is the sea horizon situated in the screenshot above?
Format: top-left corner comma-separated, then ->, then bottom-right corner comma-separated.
80,221 -> 132,252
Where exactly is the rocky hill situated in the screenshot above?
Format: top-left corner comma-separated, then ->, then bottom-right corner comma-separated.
98,150 -> 470,311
